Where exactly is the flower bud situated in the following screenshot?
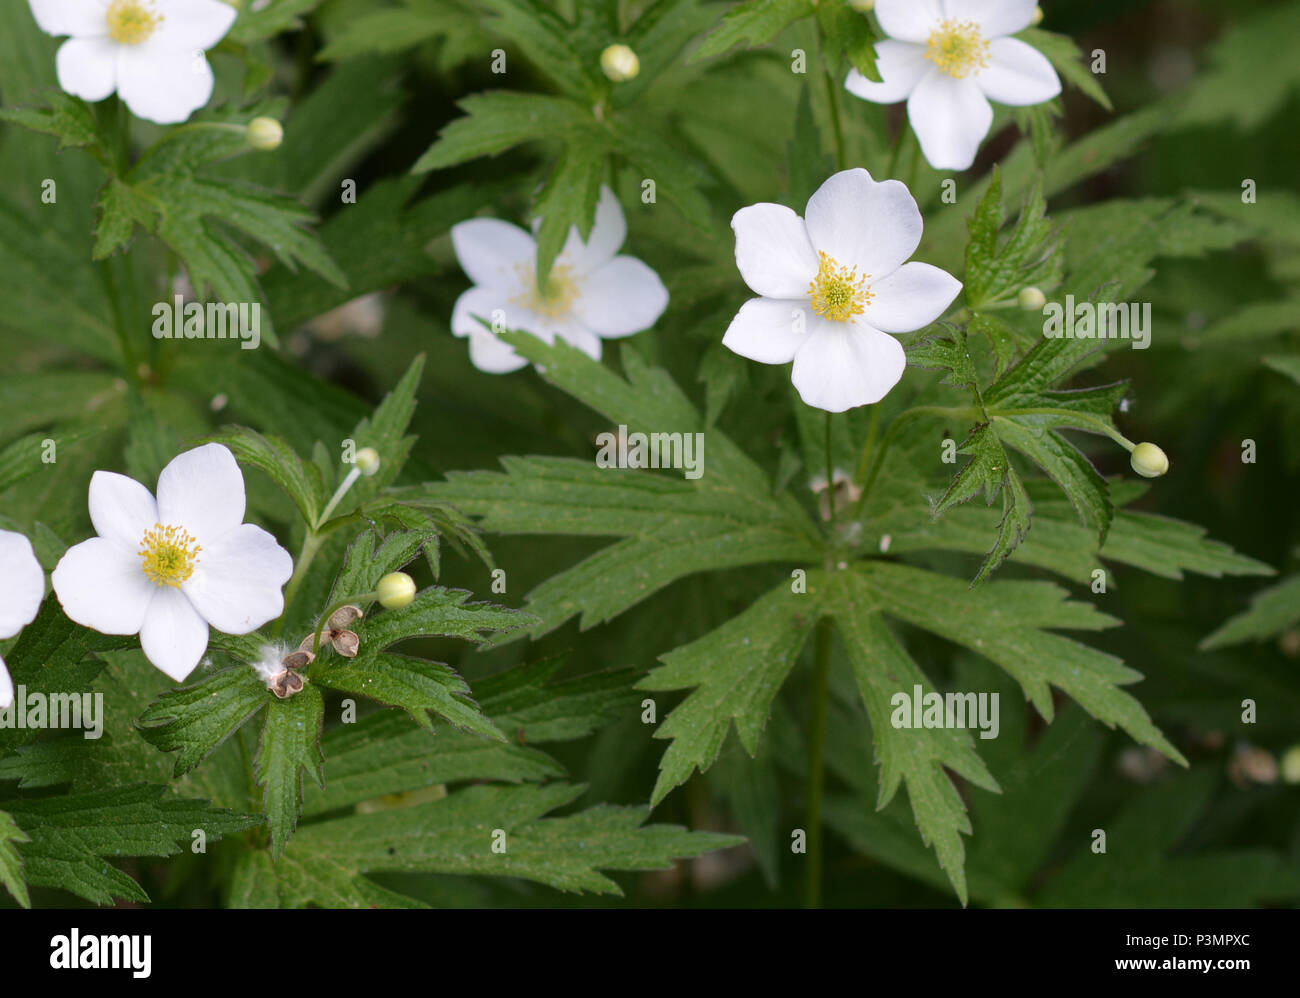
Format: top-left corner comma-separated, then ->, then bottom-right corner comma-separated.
1031,6 -> 1044,26
377,572 -> 417,609
1130,442 -> 1169,478
246,116 -> 283,151
1281,745 -> 1300,785
354,447 -> 381,477
847,0 -> 874,10
600,44 -> 639,82
1018,286 -> 1046,310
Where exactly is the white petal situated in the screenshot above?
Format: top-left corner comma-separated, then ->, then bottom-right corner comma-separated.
552,320 -> 604,361
153,0 -> 237,51
51,537 -> 155,636
791,322 -> 906,412
977,37 -> 1062,106
139,587 -> 208,682
182,523 -> 291,634
0,657 -> 11,711
116,45 -> 214,124
731,203 -> 819,299
862,262 -> 963,332
451,219 -> 536,289
907,70 -> 992,171
55,36 -> 119,102
804,168 -> 923,276
88,470 -> 158,553
0,530 -> 44,639
467,329 -> 531,374
29,0 -> 108,37
875,0 -> 944,42
942,0 -> 1037,39
845,41 -> 930,105
722,298 -> 813,365
571,257 -> 668,337
156,443 -> 246,547
450,285 -> 508,339
557,186 -> 627,275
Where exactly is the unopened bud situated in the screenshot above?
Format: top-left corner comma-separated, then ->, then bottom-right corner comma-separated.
1281,745 -> 1300,785
600,44 -> 640,82
1018,286 -> 1046,310
246,117 -> 283,151
1130,442 -> 1169,478
1031,6 -> 1044,26
847,0 -> 875,10
354,447 -> 381,476
377,572 -> 417,609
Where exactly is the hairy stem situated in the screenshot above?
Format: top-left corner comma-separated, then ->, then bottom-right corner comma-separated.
803,617 -> 834,909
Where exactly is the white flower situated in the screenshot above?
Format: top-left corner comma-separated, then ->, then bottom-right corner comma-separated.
449,186 -> 669,373
844,0 -> 1061,171
51,443 -> 293,683
0,531 -> 46,710
723,168 -> 961,412
29,0 -> 237,125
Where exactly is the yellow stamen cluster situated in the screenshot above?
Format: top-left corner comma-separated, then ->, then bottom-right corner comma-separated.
514,264 -> 579,318
808,251 -> 873,324
139,524 -> 201,588
925,20 -> 990,79
106,0 -> 162,46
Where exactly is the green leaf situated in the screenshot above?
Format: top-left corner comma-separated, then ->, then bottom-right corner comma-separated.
1264,355 -> 1300,385
93,177 -> 160,260
532,141 -> 607,288
824,571 -> 1000,905
640,583 -> 816,805
1017,27 -> 1111,111
0,809 -> 30,908
691,0 -> 815,62
269,782 -> 741,905
0,91 -> 102,150
137,666 -> 272,777
208,425 -> 327,526
5,785 -> 260,906
964,170 -> 1061,309
302,712 -> 562,819
256,683 -> 325,858
425,337 -> 821,639
852,562 -> 1185,765
477,0 -> 597,99
314,651 -> 503,740
475,654 -> 643,743
1201,575 -> 1300,650
412,92 -> 599,172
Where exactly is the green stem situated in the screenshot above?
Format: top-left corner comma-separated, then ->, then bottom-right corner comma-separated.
274,533 -> 322,638
822,67 -> 848,171
851,405 -> 981,519
885,120 -> 906,179
824,411 -> 836,529
803,617 -> 833,909
852,404 -> 881,488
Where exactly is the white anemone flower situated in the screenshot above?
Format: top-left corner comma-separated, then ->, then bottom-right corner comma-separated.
723,168 -> 961,412
29,0 -> 237,125
450,186 -> 668,373
51,443 -> 293,683
0,531 -> 46,710
845,0 -> 1061,171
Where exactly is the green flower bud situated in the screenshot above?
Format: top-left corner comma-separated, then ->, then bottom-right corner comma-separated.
1282,745 -> 1300,785
1018,286 -> 1046,310
354,446 -> 381,477
847,0 -> 875,10
377,572 -> 417,609
600,44 -> 640,82
247,117 -> 283,151
1031,6 -> 1044,26
1130,442 -> 1170,478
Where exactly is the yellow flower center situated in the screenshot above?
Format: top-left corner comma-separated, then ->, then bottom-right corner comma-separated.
925,19 -> 990,79
808,252 -> 873,323
106,0 -> 162,46
139,524 -> 201,588
514,264 -> 579,318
